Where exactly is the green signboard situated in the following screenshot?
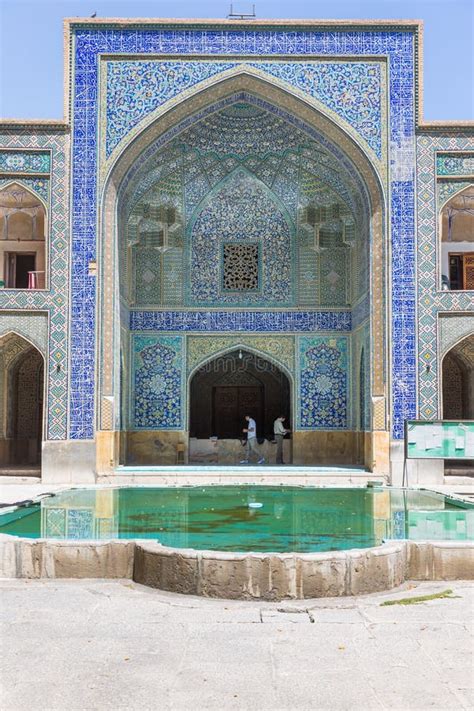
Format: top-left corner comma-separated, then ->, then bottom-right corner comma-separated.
405,420 -> 474,460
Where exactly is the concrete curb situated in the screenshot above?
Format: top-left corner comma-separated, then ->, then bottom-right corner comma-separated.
1,534 -> 473,599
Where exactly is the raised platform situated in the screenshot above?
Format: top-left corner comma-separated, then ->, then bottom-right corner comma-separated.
101,464 -> 381,487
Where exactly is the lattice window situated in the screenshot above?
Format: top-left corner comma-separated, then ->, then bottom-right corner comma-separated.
222,243 -> 259,291
464,254 -> 474,290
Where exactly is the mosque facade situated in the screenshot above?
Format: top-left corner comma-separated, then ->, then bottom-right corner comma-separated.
0,18 -> 472,483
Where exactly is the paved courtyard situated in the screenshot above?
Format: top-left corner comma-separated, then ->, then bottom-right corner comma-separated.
0,579 -> 472,711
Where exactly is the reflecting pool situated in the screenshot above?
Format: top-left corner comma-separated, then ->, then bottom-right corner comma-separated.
0,486 -> 472,553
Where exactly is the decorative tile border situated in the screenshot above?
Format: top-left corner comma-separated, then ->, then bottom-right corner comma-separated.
436,153 -> 474,176
71,24 -> 414,439
0,149 -> 50,174
130,310 -> 352,332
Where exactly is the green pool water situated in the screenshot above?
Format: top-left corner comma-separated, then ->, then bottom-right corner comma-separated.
0,486 -> 472,553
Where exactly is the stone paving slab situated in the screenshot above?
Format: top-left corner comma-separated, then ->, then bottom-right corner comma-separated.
0,579 -> 473,710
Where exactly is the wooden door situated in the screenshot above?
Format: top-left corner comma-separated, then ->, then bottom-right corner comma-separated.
213,386 -> 263,439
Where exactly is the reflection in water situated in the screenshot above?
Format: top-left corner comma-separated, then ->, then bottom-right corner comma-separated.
0,486 -> 472,553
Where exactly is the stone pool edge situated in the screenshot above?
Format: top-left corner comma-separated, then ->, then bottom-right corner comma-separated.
0,535 -> 472,599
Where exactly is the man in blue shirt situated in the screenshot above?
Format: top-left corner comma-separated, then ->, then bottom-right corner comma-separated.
240,414 -> 265,464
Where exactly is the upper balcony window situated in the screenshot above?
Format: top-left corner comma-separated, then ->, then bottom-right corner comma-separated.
440,185 -> 474,291
0,183 -> 47,289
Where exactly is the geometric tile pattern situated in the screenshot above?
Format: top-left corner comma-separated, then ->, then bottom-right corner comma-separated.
298,335 -> 349,429
416,134 -> 474,422
0,312 -> 48,354
70,24 -> 414,439
439,314 -> 474,357
106,59 -> 382,159
43,508 -> 66,538
437,180 -> 473,209
0,132 -> 69,440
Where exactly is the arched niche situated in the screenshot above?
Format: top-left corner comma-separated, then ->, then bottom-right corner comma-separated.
0,332 -> 44,469
442,333 -> 474,419
0,182 -> 47,289
440,184 -> 474,291
188,349 -> 291,464
97,74 -> 388,473
187,167 -> 295,307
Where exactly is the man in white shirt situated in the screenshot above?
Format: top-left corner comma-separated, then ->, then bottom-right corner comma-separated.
240,414 -> 265,464
273,415 -> 289,465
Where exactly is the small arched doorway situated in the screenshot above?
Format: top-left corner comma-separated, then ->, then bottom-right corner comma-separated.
0,183 -> 47,289
440,185 -> 474,291
442,334 -> 474,419
0,333 -> 44,470
442,334 -> 474,475
189,349 -> 291,463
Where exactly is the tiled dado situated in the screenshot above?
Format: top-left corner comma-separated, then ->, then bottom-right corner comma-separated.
70,24 -> 416,439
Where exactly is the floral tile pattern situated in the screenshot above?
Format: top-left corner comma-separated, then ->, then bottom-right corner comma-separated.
189,169 -> 293,306
106,59 -> 382,158
132,335 -> 183,429
298,336 -> 348,429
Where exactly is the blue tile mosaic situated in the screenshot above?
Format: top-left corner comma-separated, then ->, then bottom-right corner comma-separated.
132,335 -> 183,429
70,25 -> 416,439
298,336 -> 349,429
106,59 -> 382,158
188,168 -> 294,306
130,310 -> 352,333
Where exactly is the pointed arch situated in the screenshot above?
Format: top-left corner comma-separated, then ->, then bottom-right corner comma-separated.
441,333 -> 474,420
0,181 -> 48,289
98,71 -> 387,468
103,67 -> 384,181
0,332 -> 45,469
187,346 -> 292,442
0,179 -> 48,213
439,182 -> 474,213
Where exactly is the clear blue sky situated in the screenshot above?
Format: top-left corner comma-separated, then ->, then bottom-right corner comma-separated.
0,0 -> 472,121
